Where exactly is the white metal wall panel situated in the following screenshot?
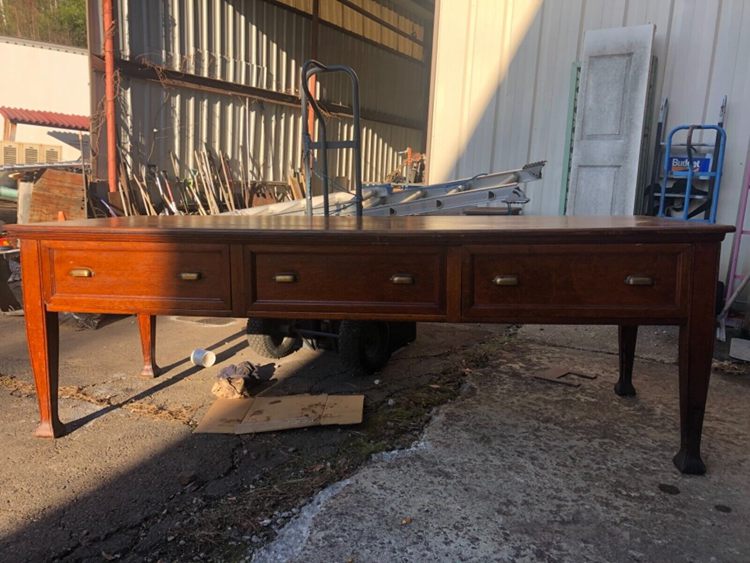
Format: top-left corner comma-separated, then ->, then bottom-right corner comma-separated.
425,0 -> 471,186
428,0 -> 750,279
525,0 -> 583,216
455,0 -> 503,180
485,3 -> 542,180
710,0 -> 750,281
579,0 -> 628,32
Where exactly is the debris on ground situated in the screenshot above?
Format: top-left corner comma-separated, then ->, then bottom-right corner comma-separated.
713,358 -> 750,375
533,366 -> 598,387
196,394 -> 365,434
190,347 -> 216,368
61,312 -> 104,330
211,361 -> 259,399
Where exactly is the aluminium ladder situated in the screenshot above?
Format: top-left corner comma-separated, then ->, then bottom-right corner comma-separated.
239,59 -> 545,219
227,162 -> 545,217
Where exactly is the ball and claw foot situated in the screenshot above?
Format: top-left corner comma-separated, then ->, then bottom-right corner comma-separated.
673,448 -> 706,475
614,380 -> 636,397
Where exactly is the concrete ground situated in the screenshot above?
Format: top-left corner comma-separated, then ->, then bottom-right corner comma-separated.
256,326 -> 750,562
0,314 -> 748,562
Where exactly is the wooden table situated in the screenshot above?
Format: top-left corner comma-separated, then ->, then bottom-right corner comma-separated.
8,215 -> 733,474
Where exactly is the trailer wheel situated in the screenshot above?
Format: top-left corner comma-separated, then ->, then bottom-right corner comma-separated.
246,318 -> 300,359
338,320 -> 391,375
8,280 -> 22,309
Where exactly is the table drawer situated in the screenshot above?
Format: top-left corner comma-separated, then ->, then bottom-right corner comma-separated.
246,246 -> 446,318
462,244 -> 690,321
42,241 -> 232,314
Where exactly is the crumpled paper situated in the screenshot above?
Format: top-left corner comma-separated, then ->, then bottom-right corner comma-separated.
211,361 -> 259,399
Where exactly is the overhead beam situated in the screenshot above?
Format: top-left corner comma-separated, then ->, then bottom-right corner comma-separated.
104,56 -> 425,132
263,0 -> 425,65
335,0 -> 424,46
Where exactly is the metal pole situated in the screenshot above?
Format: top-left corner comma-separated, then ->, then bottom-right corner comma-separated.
350,71 -> 363,216
103,0 -> 118,194
301,65 -> 313,216
308,0 -> 319,137
304,1 -> 319,215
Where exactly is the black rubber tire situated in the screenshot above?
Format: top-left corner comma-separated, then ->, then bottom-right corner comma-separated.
715,281 -> 725,316
246,318 -> 300,359
8,280 -> 22,308
338,320 -> 392,375
387,321 -> 417,351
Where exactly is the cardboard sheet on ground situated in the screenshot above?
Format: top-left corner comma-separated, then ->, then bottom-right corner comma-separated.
195,394 -> 364,434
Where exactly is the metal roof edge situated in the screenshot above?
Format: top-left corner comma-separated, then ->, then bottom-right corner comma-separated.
0,35 -> 88,55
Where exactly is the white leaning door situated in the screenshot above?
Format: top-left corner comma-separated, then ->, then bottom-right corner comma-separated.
567,24 -> 655,216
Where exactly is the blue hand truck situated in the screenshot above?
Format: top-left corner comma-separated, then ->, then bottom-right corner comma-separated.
656,122 -> 727,224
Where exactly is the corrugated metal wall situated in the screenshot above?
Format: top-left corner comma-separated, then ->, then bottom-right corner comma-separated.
119,1 -> 309,94
427,0 -> 750,279
106,0 -> 427,184
116,75 -> 422,183
117,79 -> 302,181
318,24 -> 426,122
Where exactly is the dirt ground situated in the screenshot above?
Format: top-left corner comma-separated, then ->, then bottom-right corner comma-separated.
0,314 -> 507,561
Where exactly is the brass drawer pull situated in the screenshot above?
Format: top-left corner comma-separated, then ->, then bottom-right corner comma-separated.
179,272 -> 202,281
492,274 -> 518,287
625,275 -> 653,286
390,274 -> 415,285
69,268 -> 93,278
274,273 -> 297,283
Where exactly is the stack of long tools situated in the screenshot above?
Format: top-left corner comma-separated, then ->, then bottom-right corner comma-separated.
112,148 -> 291,217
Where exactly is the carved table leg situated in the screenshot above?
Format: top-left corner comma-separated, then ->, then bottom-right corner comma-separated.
138,314 -> 160,378
615,325 -> 638,396
27,309 -> 63,437
673,243 -> 720,475
674,321 -> 713,475
21,240 -> 65,438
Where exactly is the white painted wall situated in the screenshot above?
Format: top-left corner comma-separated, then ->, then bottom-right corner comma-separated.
0,37 -> 90,161
427,0 -> 750,286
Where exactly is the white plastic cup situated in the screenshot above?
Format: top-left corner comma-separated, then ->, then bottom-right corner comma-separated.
190,348 -> 216,368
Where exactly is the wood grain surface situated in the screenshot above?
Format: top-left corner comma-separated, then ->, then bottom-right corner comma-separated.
10,215 -> 732,474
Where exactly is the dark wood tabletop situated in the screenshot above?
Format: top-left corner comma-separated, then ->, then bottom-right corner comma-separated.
7,214 -> 734,243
